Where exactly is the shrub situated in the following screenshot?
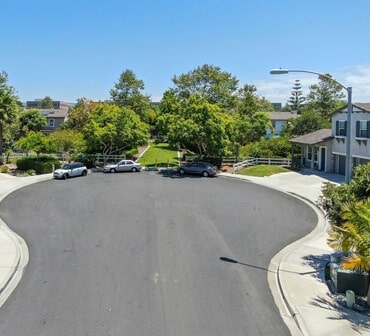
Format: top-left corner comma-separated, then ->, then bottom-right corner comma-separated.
124,148 -> 139,159
0,165 -> 9,173
16,156 -> 61,174
240,137 -> 291,158
320,163 -> 370,226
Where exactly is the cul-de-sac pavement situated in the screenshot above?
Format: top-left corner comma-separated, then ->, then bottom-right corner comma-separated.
0,170 -> 368,336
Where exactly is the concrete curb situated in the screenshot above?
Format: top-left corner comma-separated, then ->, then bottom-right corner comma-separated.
0,173 -> 53,307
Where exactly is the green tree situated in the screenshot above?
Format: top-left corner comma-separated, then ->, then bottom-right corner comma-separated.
62,98 -> 96,131
16,131 -> 54,157
38,96 -> 54,109
49,129 -> 86,161
328,198 -> 370,306
0,71 -> 20,152
158,95 -> 227,157
171,64 -> 239,109
287,110 -> 331,136
304,74 -> 345,120
83,103 -> 149,157
110,70 -> 153,123
18,109 -> 47,137
287,80 -> 305,113
236,84 -> 273,116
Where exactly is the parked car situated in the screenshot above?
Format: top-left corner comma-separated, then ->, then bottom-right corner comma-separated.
178,162 -> 218,177
54,162 -> 88,179
103,160 -> 142,173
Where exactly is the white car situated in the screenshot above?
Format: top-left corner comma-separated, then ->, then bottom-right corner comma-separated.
103,160 -> 142,173
54,162 -> 88,179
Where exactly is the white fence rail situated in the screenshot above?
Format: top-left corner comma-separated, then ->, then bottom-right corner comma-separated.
233,157 -> 291,173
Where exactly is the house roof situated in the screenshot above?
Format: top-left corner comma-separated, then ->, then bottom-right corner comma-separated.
353,103 -> 370,112
333,102 -> 370,114
267,111 -> 298,121
289,128 -> 333,145
39,109 -> 69,118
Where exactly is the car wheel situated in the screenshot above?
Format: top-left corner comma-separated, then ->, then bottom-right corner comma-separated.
179,168 -> 185,175
63,173 -> 68,180
202,171 -> 209,177
131,167 -> 137,172
81,170 -> 87,176
110,168 -> 116,173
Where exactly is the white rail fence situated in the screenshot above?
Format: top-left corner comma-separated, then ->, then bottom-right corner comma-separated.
232,157 -> 291,173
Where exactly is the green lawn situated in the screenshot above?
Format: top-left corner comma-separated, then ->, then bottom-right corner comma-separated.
138,143 -> 179,167
237,164 -> 291,177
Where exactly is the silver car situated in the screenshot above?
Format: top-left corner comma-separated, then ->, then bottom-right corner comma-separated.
178,162 -> 218,177
53,162 -> 88,179
103,160 -> 142,173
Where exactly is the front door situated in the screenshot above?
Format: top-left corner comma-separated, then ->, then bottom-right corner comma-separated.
320,147 -> 326,171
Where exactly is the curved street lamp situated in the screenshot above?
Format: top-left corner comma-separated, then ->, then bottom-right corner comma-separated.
270,68 -> 352,183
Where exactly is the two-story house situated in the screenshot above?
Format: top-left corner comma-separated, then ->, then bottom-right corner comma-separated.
25,100 -> 74,133
265,111 -> 298,138
290,103 -> 370,177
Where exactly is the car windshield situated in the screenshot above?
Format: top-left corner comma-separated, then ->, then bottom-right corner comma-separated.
61,164 -> 72,169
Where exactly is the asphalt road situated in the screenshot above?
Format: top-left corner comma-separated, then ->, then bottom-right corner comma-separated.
0,172 -> 317,336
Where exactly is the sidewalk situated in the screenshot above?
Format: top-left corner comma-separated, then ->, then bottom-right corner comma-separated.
0,170 -> 369,335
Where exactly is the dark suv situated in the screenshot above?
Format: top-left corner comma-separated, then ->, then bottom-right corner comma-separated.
53,162 -> 88,179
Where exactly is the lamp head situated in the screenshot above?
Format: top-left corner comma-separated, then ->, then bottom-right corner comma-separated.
270,68 -> 289,75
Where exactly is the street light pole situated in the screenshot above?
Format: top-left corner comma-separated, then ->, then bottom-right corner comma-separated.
270,68 -> 352,183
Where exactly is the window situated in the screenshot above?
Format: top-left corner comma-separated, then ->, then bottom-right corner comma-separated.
356,120 -> 370,138
49,119 -> 55,127
307,147 -> 312,160
336,120 -> 347,136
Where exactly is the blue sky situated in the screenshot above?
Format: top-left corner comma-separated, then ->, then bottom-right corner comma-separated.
3,0 -> 370,105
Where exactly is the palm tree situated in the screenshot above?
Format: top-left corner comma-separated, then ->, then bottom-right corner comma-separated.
328,198 -> 370,306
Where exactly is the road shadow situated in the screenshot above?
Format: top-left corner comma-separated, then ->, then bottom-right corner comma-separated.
219,257 -> 274,273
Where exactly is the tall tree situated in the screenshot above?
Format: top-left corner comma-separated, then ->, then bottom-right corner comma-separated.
304,74 -> 345,119
287,80 -> 305,113
62,98 -> 96,132
110,69 -> 152,122
18,109 -> 47,137
157,94 -> 227,157
0,71 -> 20,152
236,84 -> 273,116
170,64 -> 239,109
38,96 -> 54,109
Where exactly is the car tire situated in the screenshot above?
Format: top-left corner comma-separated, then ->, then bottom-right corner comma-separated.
81,170 -> 87,176
62,173 -> 68,180
110,168 -> 116,173
179,168 -> 185,175
131,167 -> 137,172
202,171 -> 209,177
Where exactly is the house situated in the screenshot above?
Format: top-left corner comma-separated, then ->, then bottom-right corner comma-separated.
39,109 -> 69,134
290,103 -> 370,177
265,111 -> 298,138
25,100 -> 74,133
